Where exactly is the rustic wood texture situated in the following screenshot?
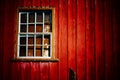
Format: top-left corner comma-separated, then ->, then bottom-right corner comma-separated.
77,0 -> 86,80
68,1 -> 77,79
86,0 -> 96,80
59,0 -> 68,79
0,0 -> 120,80
95,0 -> 105,80
104,0 -> 114,80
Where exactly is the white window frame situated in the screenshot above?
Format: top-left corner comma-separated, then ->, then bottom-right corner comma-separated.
17,8 -> 55,59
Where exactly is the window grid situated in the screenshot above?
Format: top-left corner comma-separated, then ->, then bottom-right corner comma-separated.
18,11 -> 52,58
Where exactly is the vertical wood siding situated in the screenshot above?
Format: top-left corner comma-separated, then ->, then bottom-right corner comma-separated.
0,0 -> 120,80
0,0 -> 4,80
95,0 -> 105,80
59,0 -> 68,79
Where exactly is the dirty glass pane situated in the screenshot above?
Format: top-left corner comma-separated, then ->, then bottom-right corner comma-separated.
28,24 -> 35,32
44,35 -> 50,45
36,24 -> 43,32
20,34 -> 26,45
20,24 -> 27,32
36,47 -> 42,56
19,46 -> 26,56
36,34 -> 42,45
20,37 -> 26,45
21,14 -> 27,23
28,46 -> 34,56
44,24 -> 51,32
36,12 -> 43,22
43,47 -> 50,57
29,13 -> 35,23
44,12 -> 50,23
28,34 -> 34,45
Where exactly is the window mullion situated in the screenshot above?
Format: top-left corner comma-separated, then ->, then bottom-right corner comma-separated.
19,13 -> 21,33
18,13 -> 21,57
50,33 -> 52,57
42,12 -> 45,57
34,12 -> 37,57
26,12 -> 28,57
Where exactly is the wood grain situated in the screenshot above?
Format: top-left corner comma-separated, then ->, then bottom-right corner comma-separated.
59,0 -> 68,80
95,0 -> 105,80
77,0 -> 86,80
86,0 -> 96,80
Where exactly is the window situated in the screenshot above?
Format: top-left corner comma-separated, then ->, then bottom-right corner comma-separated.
14,8 -> 58,61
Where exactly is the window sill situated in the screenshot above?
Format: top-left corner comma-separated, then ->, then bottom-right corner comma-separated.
10,58 -> 59,62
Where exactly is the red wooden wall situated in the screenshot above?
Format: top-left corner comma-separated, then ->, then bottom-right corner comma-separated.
0,0 -> 120,80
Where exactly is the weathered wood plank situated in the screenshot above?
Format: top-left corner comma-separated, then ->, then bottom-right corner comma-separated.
59,0 -> 68,80
104,0 -> 114,80
95,0 -> 105,80
86,0 -> 96,80
77,0 -> 86,80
